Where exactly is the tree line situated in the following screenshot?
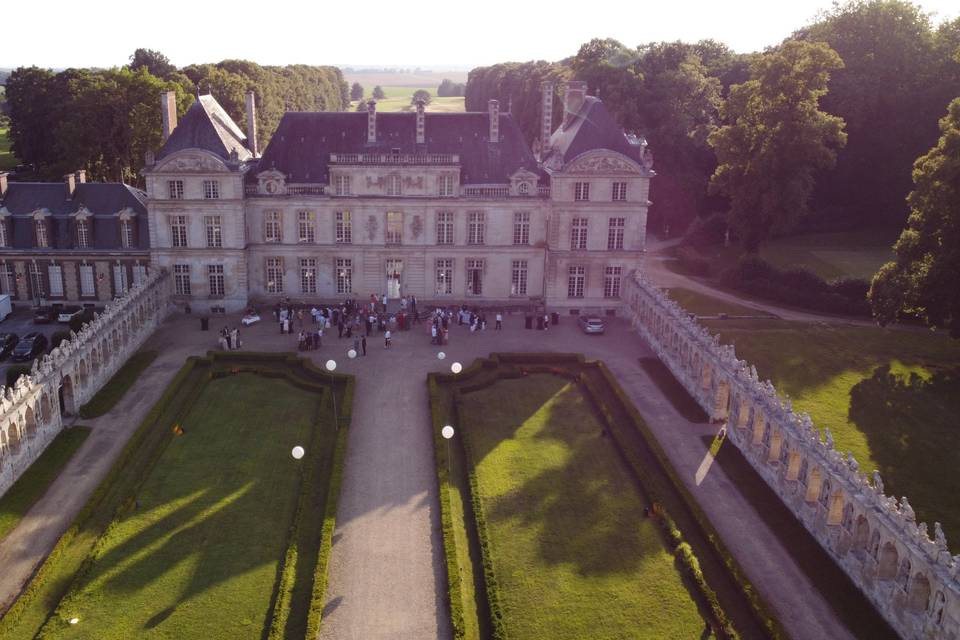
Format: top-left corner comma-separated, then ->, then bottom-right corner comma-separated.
4,49 -> 348,184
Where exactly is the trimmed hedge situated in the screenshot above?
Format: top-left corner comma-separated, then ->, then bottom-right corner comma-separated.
676,245 -> 713,277
720,256 -> 870,316
77,350 -> 159,418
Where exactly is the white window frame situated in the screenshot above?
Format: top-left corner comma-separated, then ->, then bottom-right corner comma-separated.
335,174 -> 352,196
298,211 -> 315,244
511,260 -> 528,296
300,258 -> 317,293
171,215 -> 188,248
79,264 -> 96,297
336,211 -> 352,244
121,219 -> 135,248
438,175 -> 455,197
132,264 -> 147,287
435,258 -> 453,295
168,180 -> 184,200
208,264 -> 225,298
203,180 -> 220,199
48,264 -> 64,297
336,258 -> 352,295
113,264 -> 128,297
204,215 -> 223,248
468,211 -> 485,245
604,265 -> 622,299
386,174 -> 402,196
513,211 -> 530,245
607,217 -> 625,250
264,211 -> 281,243
436,211 -> 454,245
571,217 -> 588,250
612,181 -> 627,201
386,211 -> 403,245
76,218 -> 90,248
574,181 -> 590,201
466,258 -> 484,296
568,265 -> 585,298
266,257 -> 284,294
174,264 -> 191,296
35,220 -> 48,248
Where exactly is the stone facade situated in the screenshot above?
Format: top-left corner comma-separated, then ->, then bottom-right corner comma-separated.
0,269 -> 170,497
623,272 -> 959,640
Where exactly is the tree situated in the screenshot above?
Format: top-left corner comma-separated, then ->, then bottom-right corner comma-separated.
350,82 -> 364,101
411,89 -> 432,105
869,97 -> 960,336
372,86 -> 386,100
437,78 -> 465,97
708,40 -> 847,252
129,48 -> 176,79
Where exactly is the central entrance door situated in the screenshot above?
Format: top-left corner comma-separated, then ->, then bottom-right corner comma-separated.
386,259 -> 403,299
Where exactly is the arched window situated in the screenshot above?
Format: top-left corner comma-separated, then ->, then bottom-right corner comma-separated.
842,503 -> 854,532
799,459 -> 809,486
778,441 -> 790,466
931,591 -> 946,625
869,530 -> 881,560
819,479 -> 832,508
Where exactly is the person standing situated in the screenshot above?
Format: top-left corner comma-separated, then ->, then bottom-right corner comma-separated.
353,335 -> 360,356
361,334 -> 367,356
317,325 -> 323,348
496,312 -> 503,330
337,317 -> 344,338
384,329 -> 392,348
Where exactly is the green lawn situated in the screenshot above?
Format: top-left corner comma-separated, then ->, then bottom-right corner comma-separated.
758,230 -> 896,281
0,426 -> 91,542
703,320 -> 960,551
459,373 -> 708,639
665,287 -> 774,318
350,86 -> 464,112
0,127 -> 17,171
78,350 -> 158,418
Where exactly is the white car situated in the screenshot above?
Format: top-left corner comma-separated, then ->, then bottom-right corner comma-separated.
241,314 -> 261,326
577,316 -> 606,334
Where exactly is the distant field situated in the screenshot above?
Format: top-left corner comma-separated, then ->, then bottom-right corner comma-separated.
343,70 -> 467,88
757,230 -> 897,281
350,86 -> 464,113
0,127 -> 17,171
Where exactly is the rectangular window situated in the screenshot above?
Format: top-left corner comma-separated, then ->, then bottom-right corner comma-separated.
208,264 -> 225,297
386,211 -> 403,244
203,180 -> 220,199
168,180 -> 184,199
334,174 -> 351,196
438,175 -> 455,197
300,258 -> 317,293
48,265 -> 64,297
132,264 -> 147,287
574,182 -> 590,201
386,175 -> 402,196
266,257 -> 284,294
0,221 -> 7,248
264,211 -> 281,243
568,265 -> 585,298
604,266 -> 622,299
435,258 -> 453,295
171,215 -> 188,248
607,217 -> 625,250
612,182 -> 627,201
513,212 -> 530,245
79,264 -> 95,297
204,215 -> 223,248
436,211 -> 454,244
466,258 -> 483,296
0,264 -> 14,295
336,258 -> 352,295
29,263 -> 45,298
35,220 -> 48,248
511,260 -> 528,296
336,211 -> 352,244
468,211 -> 485,245
571,217 -> 588,250
113,264 -> 128,297
298,211 -> 315,243
76,219 -> 90,248
174,264 -> 191,296
121,219 -> 135,248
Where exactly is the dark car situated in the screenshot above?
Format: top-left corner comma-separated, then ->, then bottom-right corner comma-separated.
11,333 -> 48,362
33,307 -> 55,324
0,333 -> 19,360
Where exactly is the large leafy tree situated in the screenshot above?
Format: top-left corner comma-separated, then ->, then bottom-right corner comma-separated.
411,89 -> 432,105
709,40 -> 847,252
350,82 -> 364,101
129,48 -> 176,79
869,97 -> 960,336
372,86 -> 386,100
5,66 -> 59,170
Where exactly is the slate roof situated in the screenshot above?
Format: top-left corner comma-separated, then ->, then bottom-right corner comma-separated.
157,95 -> 252,162
0,182 -> 149,250
547,96 -> 647,166
251,111 -> 544,185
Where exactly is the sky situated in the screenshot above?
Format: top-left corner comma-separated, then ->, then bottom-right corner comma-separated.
1,0 -> 958,70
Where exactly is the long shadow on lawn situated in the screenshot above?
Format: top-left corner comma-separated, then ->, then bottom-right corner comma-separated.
848,364 -> 960,551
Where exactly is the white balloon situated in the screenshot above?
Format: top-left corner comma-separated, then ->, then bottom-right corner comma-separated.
347,349 -> 357,359
291,446 -> 305,459
441,425 -> 455,439
437,351 -> 446,360
325,359 -> 337,371
451,362 -> 462,374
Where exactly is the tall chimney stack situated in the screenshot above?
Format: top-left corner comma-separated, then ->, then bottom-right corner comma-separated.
64,173 -> 76,198
0,173 -> 8,200
161,90 -> 177,142
563,81 -> 588,126
74,169 -> 86,184
415,100 -> 426,144
245,91 -> 259,157
488,99 -> 500,143
541,81 -> 554,148
367,100 -> 377,144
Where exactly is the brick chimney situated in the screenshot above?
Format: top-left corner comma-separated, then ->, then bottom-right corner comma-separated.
161,90 -> 177,142
563,80 -> 588,123
74,169 -> 86,184
367,100 -> 377,144
415,100 -> 426,144
541,81 -> 555,147
488,99 -> 500,143
64,173 -> 76,198
245,91 -> 259,157
0,172 -> 8,199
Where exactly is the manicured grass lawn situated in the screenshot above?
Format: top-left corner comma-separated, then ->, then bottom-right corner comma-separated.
758,230 -> 896,281
78,350 -> 158,418
460,374 -> 708,639
0,127 -> 17,171
703,320 -> 960,551
0,426 -> 91,542
350,86 -> 464,112
665,287 -> 774,318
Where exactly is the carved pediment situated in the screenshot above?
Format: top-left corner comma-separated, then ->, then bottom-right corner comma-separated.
563,151 -> 644,176
256,169 -> 287,195
155,150 -> 229,174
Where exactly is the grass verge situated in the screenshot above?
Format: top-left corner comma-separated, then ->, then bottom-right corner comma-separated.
77,350 -> 158,419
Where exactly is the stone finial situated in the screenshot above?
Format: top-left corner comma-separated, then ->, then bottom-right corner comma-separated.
935,522 -> 948,551
872,470 -> 885,495
824,427 -> 834,448
899,497 -> 916,523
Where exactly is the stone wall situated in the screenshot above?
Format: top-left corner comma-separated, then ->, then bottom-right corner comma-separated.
623,272 -> 959,640
0,269 -> 171,497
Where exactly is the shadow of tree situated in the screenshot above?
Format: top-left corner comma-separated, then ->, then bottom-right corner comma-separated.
848,364 -> 960,549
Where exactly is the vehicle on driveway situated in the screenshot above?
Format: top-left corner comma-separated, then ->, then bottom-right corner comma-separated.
11,332 -> 48,361
0,332 -> 19,360
33,307 -> 55,324
577,316 -> 606,335
57,306 -> 84,323
0,294 -> 12,322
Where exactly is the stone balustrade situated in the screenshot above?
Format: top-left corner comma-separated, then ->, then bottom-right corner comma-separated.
623,271 -> 958,640
0,269 -> 171,497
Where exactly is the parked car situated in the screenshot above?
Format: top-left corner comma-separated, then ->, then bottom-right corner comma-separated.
11,333 -> 48,361
577,316 -> 606,335
33,307 -> 55,324
0,332 -> 19,360
57,306 -> 84,323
